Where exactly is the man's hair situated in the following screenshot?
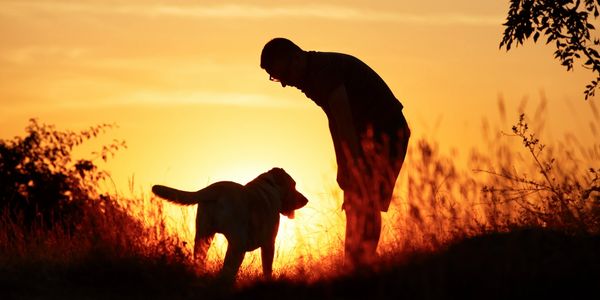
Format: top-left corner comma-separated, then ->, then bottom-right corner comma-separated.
260,38 -> 303,70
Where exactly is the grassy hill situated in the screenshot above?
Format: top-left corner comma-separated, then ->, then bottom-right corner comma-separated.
1,228 -> 598,299
233,229 -> 600,300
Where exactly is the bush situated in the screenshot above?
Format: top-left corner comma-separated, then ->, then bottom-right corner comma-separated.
0,118 -> 125,228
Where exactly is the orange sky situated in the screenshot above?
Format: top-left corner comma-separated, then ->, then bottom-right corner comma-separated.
1,0 -> 599,270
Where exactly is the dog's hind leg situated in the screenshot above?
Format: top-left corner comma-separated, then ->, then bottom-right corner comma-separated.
194,208 -> 215,272
193,233 -> 214,271
219,244 -> 245,283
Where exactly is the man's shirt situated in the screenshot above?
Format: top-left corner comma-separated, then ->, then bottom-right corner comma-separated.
296,51 -> 408,192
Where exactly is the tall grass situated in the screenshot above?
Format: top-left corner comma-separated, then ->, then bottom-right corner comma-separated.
0,99 -> 598,298
382,99 -> 598,255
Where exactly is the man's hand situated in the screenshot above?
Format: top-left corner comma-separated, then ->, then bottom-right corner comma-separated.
328,84 -> 360,158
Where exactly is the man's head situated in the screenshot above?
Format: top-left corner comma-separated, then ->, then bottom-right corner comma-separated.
260,38 -> 305,88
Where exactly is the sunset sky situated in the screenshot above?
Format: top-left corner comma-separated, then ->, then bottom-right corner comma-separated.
1,1 -> 599,260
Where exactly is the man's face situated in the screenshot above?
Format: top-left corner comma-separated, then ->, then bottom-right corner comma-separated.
266,57 -> 293,88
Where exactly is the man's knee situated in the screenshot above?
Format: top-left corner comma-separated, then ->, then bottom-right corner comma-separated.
344,206 -> 381,239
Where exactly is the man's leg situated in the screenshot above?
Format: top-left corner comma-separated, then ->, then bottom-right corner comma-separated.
344,193 -> 382,269
343,125 -> 410,268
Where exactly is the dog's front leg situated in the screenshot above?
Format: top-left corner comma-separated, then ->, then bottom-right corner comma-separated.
260,243 -> 275,279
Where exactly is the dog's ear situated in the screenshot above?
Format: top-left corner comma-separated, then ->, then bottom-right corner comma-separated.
281,190 -> 308,219
271,168 -> 308,219
269,167 -> 295,188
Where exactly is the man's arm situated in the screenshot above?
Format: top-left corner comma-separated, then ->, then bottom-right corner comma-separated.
328,84 -> 360,158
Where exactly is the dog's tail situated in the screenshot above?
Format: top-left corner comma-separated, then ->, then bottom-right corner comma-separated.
152,185 -> 202,205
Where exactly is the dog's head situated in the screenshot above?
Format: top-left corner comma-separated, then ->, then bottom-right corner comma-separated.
266,167 -> 308,219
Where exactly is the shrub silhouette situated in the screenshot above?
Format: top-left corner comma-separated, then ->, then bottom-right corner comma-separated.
0,118 -> 126,228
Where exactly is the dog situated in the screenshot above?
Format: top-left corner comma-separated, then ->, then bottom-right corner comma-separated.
152,167 -> 308,282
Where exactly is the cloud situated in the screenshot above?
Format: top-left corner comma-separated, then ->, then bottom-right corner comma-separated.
0,46 -> 88,65
41,90 -> 308,111
0,1 -> 502,27
0,90 -> 309,121
147,4 -> 503,26
117,90 -> 306,109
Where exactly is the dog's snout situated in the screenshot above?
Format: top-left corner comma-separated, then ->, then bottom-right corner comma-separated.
297,192 -> 309,208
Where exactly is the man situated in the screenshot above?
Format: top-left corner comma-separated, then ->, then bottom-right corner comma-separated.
260,38 -> 410,267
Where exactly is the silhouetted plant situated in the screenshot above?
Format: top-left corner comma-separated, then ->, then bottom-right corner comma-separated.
481,113 -> 600,234
500,0 -> 600,99
384,139 -> 488,254
0,118 -> 126,228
